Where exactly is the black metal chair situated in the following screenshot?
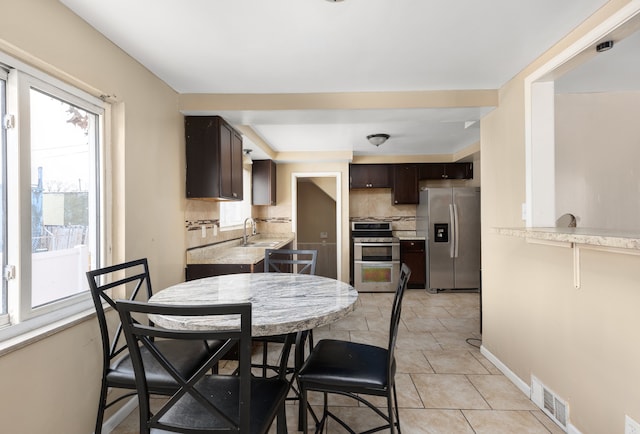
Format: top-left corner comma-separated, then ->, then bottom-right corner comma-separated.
116,300 -> 292,434
257,248 -> 318,429
257,249 -> 318,377
86,258 -> 213,434
298,263 -> 411,434
265,248 -> 318,275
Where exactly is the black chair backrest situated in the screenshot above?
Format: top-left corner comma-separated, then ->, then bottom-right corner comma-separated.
387,263 -> 411,373
117,300 -> 253,433
264,249 -> 318,275
86,258 -> 154,370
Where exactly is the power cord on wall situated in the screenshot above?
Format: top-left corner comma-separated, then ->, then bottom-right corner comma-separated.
466,337 -> 481,349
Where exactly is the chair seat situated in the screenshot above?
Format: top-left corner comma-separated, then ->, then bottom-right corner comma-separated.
107,340 -> 211,394
298,339 -> 393,392
152,375 -> 289,434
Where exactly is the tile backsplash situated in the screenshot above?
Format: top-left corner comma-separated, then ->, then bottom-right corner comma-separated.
349,189 -> 416,231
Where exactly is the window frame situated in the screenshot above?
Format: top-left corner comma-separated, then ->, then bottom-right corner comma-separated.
0,67 -> 8,329
0,52 -> 107,342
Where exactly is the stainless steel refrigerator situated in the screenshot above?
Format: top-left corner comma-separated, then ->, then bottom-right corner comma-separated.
416,187 -> 481,292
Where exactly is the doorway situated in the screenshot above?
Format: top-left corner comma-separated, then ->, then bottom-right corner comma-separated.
291,172 -> 342,279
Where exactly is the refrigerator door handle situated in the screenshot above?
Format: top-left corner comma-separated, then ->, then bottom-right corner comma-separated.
449,204 -> 455,258
453,203 -> 460,258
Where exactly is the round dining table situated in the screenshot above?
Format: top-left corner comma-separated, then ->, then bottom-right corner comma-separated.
148,272 -> 358,336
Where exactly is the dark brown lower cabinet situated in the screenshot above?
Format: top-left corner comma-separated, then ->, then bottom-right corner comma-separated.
185,261 -> 264,281
400,240 -> 426,288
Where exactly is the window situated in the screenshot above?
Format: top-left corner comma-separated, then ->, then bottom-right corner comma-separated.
0,68 -> 7,328
0,55 -> 104,340
219,162 -> 252,229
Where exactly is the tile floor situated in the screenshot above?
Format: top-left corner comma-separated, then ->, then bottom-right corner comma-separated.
111,289 -> 565,433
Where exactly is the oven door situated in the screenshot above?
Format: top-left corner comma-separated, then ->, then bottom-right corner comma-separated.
353,260 -> 400,292
353,242 -> 400,262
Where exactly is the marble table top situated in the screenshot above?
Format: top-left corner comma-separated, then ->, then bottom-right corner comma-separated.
148,273 -> 358,337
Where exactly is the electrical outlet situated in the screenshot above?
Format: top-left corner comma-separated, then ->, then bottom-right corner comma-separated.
626,415 -> 640,434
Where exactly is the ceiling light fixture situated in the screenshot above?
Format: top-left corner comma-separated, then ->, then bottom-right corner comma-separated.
596,40 -> 614,52
367,133 -> 390,147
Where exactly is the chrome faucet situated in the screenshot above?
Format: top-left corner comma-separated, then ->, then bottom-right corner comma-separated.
243,217 -> 256,245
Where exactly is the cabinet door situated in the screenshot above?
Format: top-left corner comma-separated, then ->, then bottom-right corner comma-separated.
400,240 -> 426,288
219,122 -> 243,200
444,163 -> 473,179
186,116 -> 219,198
252,159 -> 277,205
230,129 -> 243,200
419,163 -> 445,180
392,164 -> 419,204
350,164 -> 391,189
218,122 -> 234,199
420,163 -> 473,180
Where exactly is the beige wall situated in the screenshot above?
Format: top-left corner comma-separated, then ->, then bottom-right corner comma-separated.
0,0 -> 187,432
556,91 -> 640,230
481,1 -> 640,433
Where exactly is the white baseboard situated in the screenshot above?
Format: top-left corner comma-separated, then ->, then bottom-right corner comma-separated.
98,396 -> 138,434
480,345 -> 582,434
480,344 -> 531,396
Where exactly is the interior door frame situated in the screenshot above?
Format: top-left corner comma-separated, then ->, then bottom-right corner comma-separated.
291,171 -> 342,281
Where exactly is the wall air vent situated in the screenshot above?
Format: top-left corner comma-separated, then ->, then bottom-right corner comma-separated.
531,375 -> 569,432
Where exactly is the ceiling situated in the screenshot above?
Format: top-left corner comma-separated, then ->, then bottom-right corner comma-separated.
60,0 -> 614,161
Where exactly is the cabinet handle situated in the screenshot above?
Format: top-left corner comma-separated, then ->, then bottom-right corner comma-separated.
232,192 -> 238,197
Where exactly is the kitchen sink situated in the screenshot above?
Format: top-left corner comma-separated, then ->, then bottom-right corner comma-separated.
242,241 -> 280,247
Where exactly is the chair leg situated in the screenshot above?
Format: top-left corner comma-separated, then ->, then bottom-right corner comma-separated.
94,380 -> 108,434
277,403 -> 287,434
392,383 -> 401,434
295,331 -> 308,431
300,385 -> 308,434
262,341 -> 269,377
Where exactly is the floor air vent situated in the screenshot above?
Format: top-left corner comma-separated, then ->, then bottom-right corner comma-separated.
531,376 -> 569,431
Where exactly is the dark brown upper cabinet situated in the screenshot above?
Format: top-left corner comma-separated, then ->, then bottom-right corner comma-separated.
252,159 -> 277,206
392,164 -> 419,204
420,163 -> 473,180
185,116 -> 243,200
349,164 -> 391,189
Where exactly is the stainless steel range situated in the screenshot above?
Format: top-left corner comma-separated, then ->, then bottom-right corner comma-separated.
351,222 -> 400,292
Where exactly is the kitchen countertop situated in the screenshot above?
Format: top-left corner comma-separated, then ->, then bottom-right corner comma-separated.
187,233 -> 295,265
494,227 -> 640,250
394,231 -> 426,241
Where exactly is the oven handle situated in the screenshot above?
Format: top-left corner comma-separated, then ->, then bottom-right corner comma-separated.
353,242 -> 400,247
354,260 -> 400,265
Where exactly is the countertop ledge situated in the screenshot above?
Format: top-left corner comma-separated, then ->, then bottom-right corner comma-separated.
187,233 -> 294,265
494,227 -> 640,250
